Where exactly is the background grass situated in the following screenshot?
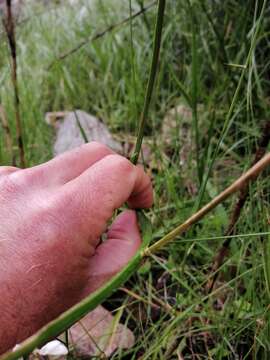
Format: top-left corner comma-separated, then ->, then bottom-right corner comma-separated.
1,0 -> 270,358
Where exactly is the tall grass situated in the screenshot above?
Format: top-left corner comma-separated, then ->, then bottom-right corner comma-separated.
1,0 -> 270,358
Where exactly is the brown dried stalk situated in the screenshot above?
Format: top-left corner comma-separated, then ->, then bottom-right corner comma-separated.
145,152 -> 270,255
206,121 -> 270,293
0,104 -> 14,164
3,0 -> 25,168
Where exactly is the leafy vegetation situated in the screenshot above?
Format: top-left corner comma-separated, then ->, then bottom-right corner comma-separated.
1,0 -> 270,358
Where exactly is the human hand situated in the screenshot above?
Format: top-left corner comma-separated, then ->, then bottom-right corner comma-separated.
0,142 -> 153,353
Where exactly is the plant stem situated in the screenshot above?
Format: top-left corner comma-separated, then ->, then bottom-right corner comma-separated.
143,152 -> 270,255
0,105 -> 14,164
4,0 -> 25,168
74,110 -> 89,143
187,0 -> 201,184
129,0 -> 140,122
206,120 -> 270,293
131,0 -> 166,165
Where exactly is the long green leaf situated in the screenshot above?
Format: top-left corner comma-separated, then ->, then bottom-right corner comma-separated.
131,0 -> 166,164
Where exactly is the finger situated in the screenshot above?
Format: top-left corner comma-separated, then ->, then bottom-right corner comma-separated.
0,166 -> 20,178
127,164 -> 153,209
60,154 -> 153,241
82,210 -> 141,295
18,142 -> 115,187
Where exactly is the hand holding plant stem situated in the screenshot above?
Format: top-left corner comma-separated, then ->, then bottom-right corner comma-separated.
3,1 -> 270,359
1,2 -> 166,359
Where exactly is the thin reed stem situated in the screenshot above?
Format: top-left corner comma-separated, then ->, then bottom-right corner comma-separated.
0,105 -> 14,164
206,121 -> 270,293
131,0 -> 166,164
187,0 -> 201,183
129,0 -> 139,122
144,152 -> 270,255
4,0 -> 25,168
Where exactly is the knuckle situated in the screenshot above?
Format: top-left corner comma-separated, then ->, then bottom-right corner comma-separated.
2,168 -> 41,196
9,169 -> 35,187
89,141 -> 113,155
31,197 -> 64,235
110,154 -> 134,174
0,166 -> 19,177
89,141 -> 107,150
1,171 -> 25,194
83,141 -> 107,152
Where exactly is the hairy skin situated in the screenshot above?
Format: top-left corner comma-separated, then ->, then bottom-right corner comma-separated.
0,142 -> 153,354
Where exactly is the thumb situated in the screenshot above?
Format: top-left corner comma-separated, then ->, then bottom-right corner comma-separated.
83,210 -> 141,295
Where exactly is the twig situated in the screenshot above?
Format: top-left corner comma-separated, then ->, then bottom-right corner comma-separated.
131,0 -> 166,164
120,287 -> 160,311
206,121 -> 270,293
3,0 -> 25,168
199,0 -> 229,65
135,0 -> 151,31
144,152 -> 270,255
48,1 -> 156,70
0,104 -> 14,164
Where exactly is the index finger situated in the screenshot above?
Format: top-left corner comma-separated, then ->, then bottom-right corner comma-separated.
58,154 -> 153,240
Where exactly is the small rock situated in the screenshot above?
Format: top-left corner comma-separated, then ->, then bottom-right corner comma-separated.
51,110 -> 122,156
68,305 -> 135,357
37,340 -> 68,357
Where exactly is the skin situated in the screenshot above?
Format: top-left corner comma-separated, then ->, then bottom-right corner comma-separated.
0,142 -> 153,354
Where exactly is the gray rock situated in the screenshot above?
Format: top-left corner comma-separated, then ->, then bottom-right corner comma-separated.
53,110 -> 122,156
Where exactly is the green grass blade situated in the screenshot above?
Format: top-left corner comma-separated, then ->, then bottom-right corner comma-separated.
187,0 -> 201,183
74,110 -> 89,143
263,234 -> 270,299
131,0 -> 166,164
195,0 -> 267,210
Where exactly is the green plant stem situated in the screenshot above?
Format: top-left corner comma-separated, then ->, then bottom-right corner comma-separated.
129,0 -> 139,122
74,110 -> 89,143
131,0 -> 166,165
187,0 -> 201,184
